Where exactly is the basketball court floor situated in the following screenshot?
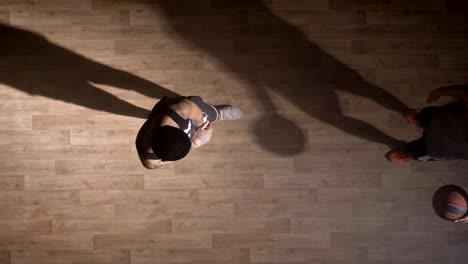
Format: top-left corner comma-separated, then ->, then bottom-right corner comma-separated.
0,0 -> 467,263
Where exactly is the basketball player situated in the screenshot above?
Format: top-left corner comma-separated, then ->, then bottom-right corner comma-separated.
386,85 -> 468,162
136,96 -> 242,169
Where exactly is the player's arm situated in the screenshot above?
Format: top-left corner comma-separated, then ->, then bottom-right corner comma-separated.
427,85 -> 468,105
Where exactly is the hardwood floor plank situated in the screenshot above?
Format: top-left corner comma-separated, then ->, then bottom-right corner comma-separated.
145,173 -> 263,189
250,248 -> 366,263
0,235 -> 93,250
317,187 -> 434,203
129,9 -> 245,27
79,190 -> 198,205
0,161 -> 54,176
0,130 -> 69,145
12,145 -> 132,160
94,234 -> 212,249
0,176 -> 24,190
175,158 -> 294,174
382,170 -> 468,188
234,202 -> 352,218
252,10 -> 366,26
331,231 -> 446,247
352,201 -> 434,217
71,25 -> 163,40
447,231 -> 468,245
131,248 -> 249,264
53,219 -> 171,235
0,0 -> 92,10
26,175 -> 144,190
0,220 -> 52,235
70,130 -> 134,145
352,39 -> 468,54
32,115 -> 143,130
200,189 -> 316,204
52,39 -> 115,56
265,0 -> 329,10
439,55 -> 468,70
366,10 -> 467,25
0,116 -> 31,130
335,54 -> 439,70
11,250 -> 130,264
0,190 -> 79,205
212,233 -> 330,248
172,218 -> 290,234
263,172 -> 381,188
26,174 -> 144,190
409,217 -> 468,232
368,246 -> 468,262
0,11 -> 9,23
114,204 -> 234,219
0,205 -> 114,220
0,251 -> 10,264
330,0 -> 445,10
291,217 -> 408,232
95,54 -> 204,71
55,160 -> 174,175
114,39 -> 233,56
10,10 -> 129,26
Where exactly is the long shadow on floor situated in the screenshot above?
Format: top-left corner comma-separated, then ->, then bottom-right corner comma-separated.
0,23 -> 178,119
155,0 -> 408,155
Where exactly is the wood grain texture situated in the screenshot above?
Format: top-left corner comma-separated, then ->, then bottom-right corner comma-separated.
0,251 -> 10,264
172,218 -> 291,234
130,248 -> 249,264
93,234 -> 212,249
52,219 -> 172,235
0,0 -> 467,263
0,235 -> 93,250
11,250 -> 130,264
212,232 -> 330,248
25,174 -> 144,190
0,205 -> 114,221
114,203 -> 234,219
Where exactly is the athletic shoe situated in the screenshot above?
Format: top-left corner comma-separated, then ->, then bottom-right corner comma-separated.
214,105 -> 242,121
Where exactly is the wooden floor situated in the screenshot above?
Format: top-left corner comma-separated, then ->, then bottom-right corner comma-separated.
1,0 -> 468,263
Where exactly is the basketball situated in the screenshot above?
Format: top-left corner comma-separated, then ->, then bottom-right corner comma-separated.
444,191 -> 468,220
433,185 -> 468,221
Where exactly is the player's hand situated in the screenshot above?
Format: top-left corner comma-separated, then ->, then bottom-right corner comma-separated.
454,216 -> 468,223
192,121 -> 213,148
159,161 -> 172,166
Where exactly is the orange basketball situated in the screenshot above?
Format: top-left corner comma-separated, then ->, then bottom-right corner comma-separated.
433,185 -> 468,221
443,191 -> 468,220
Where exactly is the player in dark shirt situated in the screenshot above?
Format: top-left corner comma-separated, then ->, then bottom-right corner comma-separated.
136,96 -> 242,169
386,85 -> 468,163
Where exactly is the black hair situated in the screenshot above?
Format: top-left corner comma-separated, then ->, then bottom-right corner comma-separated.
151,126 -> 191,161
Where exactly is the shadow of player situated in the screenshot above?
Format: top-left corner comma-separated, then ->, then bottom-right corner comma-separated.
0,23 -> 178,119
154,0 -> 408,154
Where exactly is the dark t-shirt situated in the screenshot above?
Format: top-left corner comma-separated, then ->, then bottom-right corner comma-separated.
425,102 -> 468,160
